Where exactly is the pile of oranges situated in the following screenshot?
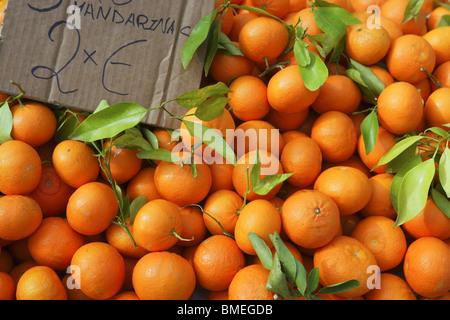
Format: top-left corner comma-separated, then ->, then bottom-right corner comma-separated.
0,0 -> 450,301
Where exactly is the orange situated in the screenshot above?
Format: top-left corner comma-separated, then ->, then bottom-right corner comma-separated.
10,101 -> 57,147
16,266 -> 67,300
288,8 -> 322,35
313,235 -> 378,298
345,24 -> 391,66
152,128 -> 177,152
154,160 -> 212,207
414,78 -> 432,102
322,154 -> 372,178
281,189 -> 340,249
422,26 -> 450,66
267,65 -> 320,114
70,242 -> 125,300
228,12 -> 258,42
377,81 -> 424,135
369,65 -> 395,92
232,150 -> 284,202
28,217 -> 86,270
105,219 -> 149,259
132,199 -> 183,252
0,195 -> 42,241
311,111 -> 358,163
110,291 -> 140,300
361,173 -> 396,219
0,249 -> 14,273
402,196 -> 450,241
208,162 -> 235,193
203,189 -> 243,236
234,199 -> 282,255
327,63 -> 347,76
265,106 -> 309,132
424,87 -> 450,129
340,213 -> 363,237
228,264 -> 274,300
177,205 -> 207,247
66,182 -> 118,236
357,126 -> 397,174
431,61 -> 450,90
193,234 -> 245,291
288,0 -> 306,12
228,75 -> 271,121
311,75 -> 362,115
427,6 -> 450,31
351,216 -> 407,271
62,273 -> 92,300
314,166 -> 373,216
378,17 -> 403,44
281,130 -> 308,144
0,272 -> 15,300
101,139 -> 142,185
386,34 -> 436,84
208,289 -> 229,300
26,163 -> 75,218
215,0 -> 234,35
125,167 -> 162,203
364,273 -> 417,300
380,0 -> 426,35
403,237 -> 450,298
52,140 -> 100,189
252,0 -> 290,19
280,136 -> 322,188
238,16 -> 290,63
209,42 -> 255,85
8,260 -> 38,285
5,238 -> 33,264
0,140 -> 42,195
132,251 -> 196,300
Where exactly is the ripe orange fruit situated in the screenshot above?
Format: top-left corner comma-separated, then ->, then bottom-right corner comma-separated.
5,238 -> 33,264
209,42 -> 255,85
424,87 -> 450,129
10,101 -> 57,147
208,162 -> 235,193
0,195 -> 42,241
109,291 -> 140,300
132,251 -> 196,300
232,150 -> 284,201
228,12 -> 258,42
322,154 -> 372,179
228,264 -> 274,300
154,160 -> 212,207
152,128 -> 177,152
265,107 -> 309,132
177,205 -> 207,247
313,235 -> 378,298
281,189 -> 340,249
431,61 -> 450,90
28,217 -> 86,270
288,8 -> 323,35
101,140 -> 142,185
52,140 -> 100,189
369,65 -> 395,92
345,24 -> 391,66
427,6 -> 450,31
280,136 -> 322,188
378,17 -> 403,44
361,173 -> 396,219
26,163 -> 75,218
314,166 -> 373,216
386,34 -> 436,84
422,26 -> 450,66
228,75 -> 271,121
66,182 -> 119,236
105,219 -> 149,259
357,126 -> 397,174
193,234 -> 245,291
377,81 -> 424,135
215,0 -> 234,35
0,248 -> 14,273
0,140 -> 42,195
16,266 -> 67,300
203,189 -> 243,236
311,75 -> 362,115
234,199 -> 282,255
414,78 -> 432,102
0,272 -> 15,300
207,289 -> 229,300
364,273 -> 417,300
402,196 -> 450,241
239,16 -> 289,63
132,199 -> 183,252
281,130 -> 308,144
351,216 -> 407,271
380,0 -> 426,35
403,237 -> 450,298
70,242 -> 125,300
311,111 -> 358,163
267,65 -> 320,114
252,0 -> 290,19
125,167 -> 162,203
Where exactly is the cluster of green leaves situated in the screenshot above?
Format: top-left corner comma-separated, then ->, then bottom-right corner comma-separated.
248,232 -> 359,300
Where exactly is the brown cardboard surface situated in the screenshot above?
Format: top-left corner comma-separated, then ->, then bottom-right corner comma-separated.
0,0 -> 214,129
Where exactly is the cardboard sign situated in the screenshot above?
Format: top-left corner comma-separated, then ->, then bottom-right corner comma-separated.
0,0 -> 214,129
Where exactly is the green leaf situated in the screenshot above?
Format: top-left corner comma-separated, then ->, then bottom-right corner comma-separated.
266,253 -> 294,300
250,149 -> 262,187
69,102 -> 148,143
293,40 -> 310,67
431,185 -> 450,218
137,148 -> 182,163
181,10 -> 218,70
395,158 -> 436,227
313,0 -> 341,7
348,59 -> 385,96
308,33 -> 334,59
252,173 -> 294,196
385,143 -> 417,174
54,114 -> 79,143
376,136 -> 423,168
434,2 -> 450,10
439,148 -> 450,197
204,20 -> 220,77
294,259 -> 308,296
248,232 -> 273,270
195,95 -> 229,122
360,109 -> 379,156
93,99 -> 110,114
174,82 -> 231,110
113,128 -> 153,151
141,127 -> 159,150
129,195 -> 148,224
317,280 -> 360,296
427,127 -> 450,139
0,102 -> 13,144
437,15 -> 450,28
402,0 -> 425,24
217,32 -> 244,56
298,51 -> 328,91
231,4 -> 285,23
306,267 -> 320,294
270,232 -> 297,285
